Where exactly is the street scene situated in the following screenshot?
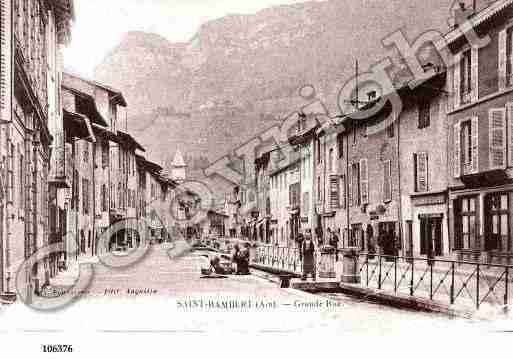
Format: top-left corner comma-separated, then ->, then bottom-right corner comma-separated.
4,0 -> 513,339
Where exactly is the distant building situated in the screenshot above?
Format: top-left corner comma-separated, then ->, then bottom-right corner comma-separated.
170,150 -> 187,182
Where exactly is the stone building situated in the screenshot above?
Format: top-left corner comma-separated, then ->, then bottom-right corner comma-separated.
0,0 -> 74,298
398,71 -> 450,260
447,0 -> 513,264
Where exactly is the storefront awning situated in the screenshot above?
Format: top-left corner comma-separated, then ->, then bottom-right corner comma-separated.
64,110 -> 96,143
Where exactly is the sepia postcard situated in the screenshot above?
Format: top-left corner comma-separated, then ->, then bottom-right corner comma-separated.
1,0 -> 513,356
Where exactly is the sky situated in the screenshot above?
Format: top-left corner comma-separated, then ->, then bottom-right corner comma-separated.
62,0 -> 318,77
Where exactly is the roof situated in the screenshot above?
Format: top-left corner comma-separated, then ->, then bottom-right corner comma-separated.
207,209 -> 229,218
116,131 -> 145,152
269,156 -> 300,177
442,0 -> 513,45
62,85 -> 108,127
337,69 -> 446,128
172,150 -> 186,167
136,155 -> 162,174
63,72 -> 127,107
63,110 -> 96,143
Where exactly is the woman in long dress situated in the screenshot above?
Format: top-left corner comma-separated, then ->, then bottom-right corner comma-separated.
301,234 -> 316,281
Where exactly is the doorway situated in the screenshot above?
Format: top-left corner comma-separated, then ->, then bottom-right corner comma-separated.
419,215 -> 443,258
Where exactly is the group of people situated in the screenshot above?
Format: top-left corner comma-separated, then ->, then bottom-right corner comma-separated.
209,242 -> 250,275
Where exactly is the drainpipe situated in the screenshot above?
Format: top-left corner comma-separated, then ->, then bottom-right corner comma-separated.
73,138 -> 78,261
346,127 -> 350,248
92,141 -> 96,257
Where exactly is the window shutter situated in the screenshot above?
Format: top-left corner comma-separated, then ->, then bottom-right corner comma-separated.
416,152 -> 428,192
489,108 -> 507,169
360,158 -> 369,204
471,47 -> 479,102
383,160 -> 392,202
453,123 -> 461,177
329,175 -> 340,210
0,0 -> 12,118
348,163 -> 353,207
340,175 -> 346,209
508,103 -> 513,167
499,29 -> 508,91
454,53 -> 462,109
471,116 -> 479,173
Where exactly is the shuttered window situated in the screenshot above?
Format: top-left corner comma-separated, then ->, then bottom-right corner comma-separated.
337,133 -> 344,158
454,122 -> 461,178
383,160 -> 392,202
329,175 -> 340,210
508,103 -> 513,167
0,0 -> 11,113
340,175 -> 346,209
499,29 -> 508,90
360,158 -> 369,204
459,117 -> 479,176
454,52 -> 461,109
471,117 -> 479,173
348,167 -> 353,207
102,141 -> 109,168
351,162 -> 360,206
418,100 -> 430,129
460,49 -> 472,104
414,152 -> 428,193
101,184 -> 107,212
471,47 -> 479,102
489,108 -> 507,169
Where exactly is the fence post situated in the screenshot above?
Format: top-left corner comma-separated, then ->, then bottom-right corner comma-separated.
450,261 -> 455,305
394,258 -> 397,293
505,267 -> 509,309
378,255 -> 382,290
476,263 -> 480,310
430,261 -> 433,301
366,256 -> 369,287
410,258 -> 414,296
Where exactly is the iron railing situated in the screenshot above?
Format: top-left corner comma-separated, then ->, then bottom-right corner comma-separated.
251,244 -> 513,310
253,245 -> 302,273
358,253 -> 513,310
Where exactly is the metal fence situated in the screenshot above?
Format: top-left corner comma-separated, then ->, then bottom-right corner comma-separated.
252,245 -> 337,277
358,253 -> 513,310
253,245 -> 302,273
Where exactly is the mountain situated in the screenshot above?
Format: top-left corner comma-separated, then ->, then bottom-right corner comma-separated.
94,0 -> 493,172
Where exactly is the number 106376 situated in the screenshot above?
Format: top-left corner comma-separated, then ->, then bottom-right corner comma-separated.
42,345 -> 73,353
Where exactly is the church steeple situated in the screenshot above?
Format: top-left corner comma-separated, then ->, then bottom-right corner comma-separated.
171,150 -> 187,181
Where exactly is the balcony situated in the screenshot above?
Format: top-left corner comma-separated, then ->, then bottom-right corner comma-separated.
460,168 -> 509,188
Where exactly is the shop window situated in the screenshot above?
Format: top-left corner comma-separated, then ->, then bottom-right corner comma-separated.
455,196 -> 478,250
485,192 -> 510,252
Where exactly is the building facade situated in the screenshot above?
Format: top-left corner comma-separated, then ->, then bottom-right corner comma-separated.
0,0 -> 74,298
447,0 -> 513,264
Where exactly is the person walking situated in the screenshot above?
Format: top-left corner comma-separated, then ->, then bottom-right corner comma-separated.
300,233 -> 316,281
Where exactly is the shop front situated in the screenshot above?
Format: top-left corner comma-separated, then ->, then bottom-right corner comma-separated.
409,191 -> 450,260
451,186 -> 513,264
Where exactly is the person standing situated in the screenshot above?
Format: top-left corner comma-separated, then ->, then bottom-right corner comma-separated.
300,233 -> 316,281
330,228 -> 340,261
232,244 -> 241,273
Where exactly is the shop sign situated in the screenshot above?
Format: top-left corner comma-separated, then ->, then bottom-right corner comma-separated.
412,194 -> 446,207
